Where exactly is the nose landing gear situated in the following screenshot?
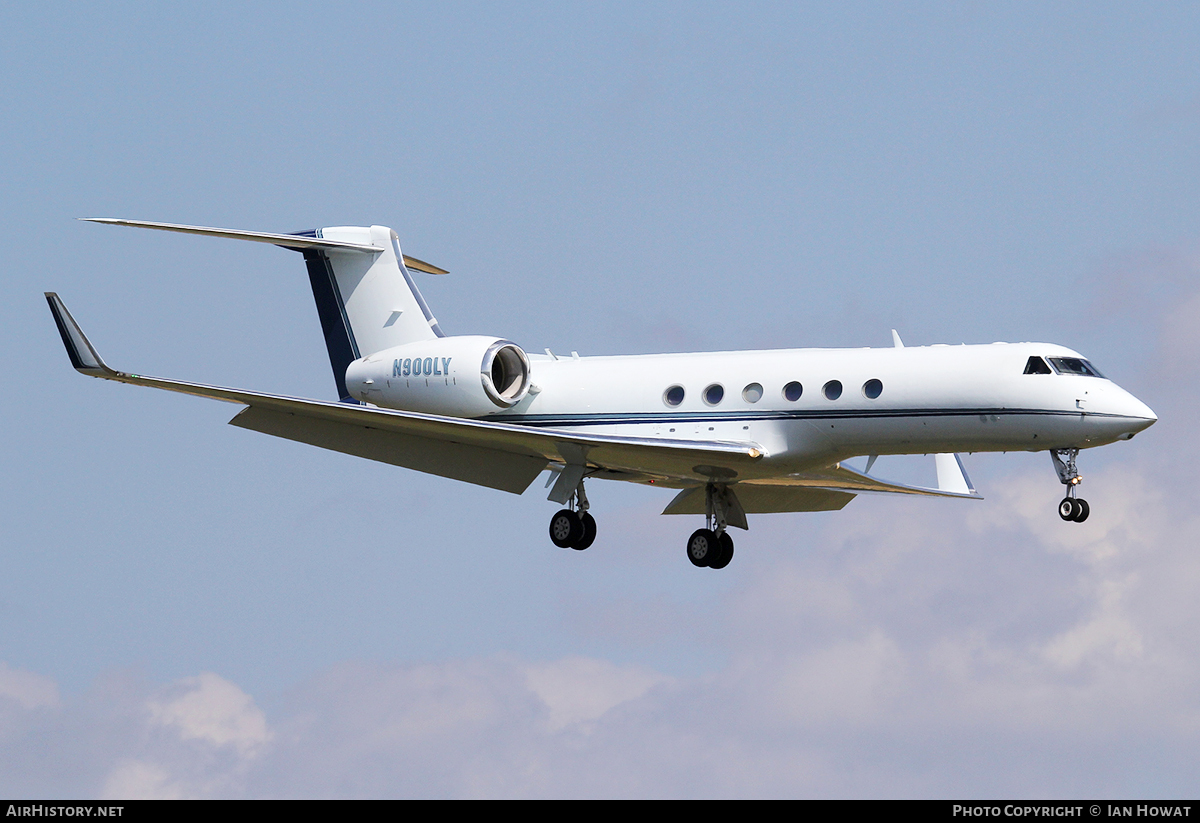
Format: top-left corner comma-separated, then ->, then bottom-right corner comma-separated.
1051,449 -> 1090,523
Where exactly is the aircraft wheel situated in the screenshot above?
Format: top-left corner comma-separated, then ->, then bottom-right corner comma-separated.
550,509 -> 583,548
687,528 -> 719,567
709,532 -> 734,570
1058,498 -> 1076,521
573,512 -> 597,550
1072,498 -> 1090,523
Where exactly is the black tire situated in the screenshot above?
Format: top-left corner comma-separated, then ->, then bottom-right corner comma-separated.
687,529 -> 718,567
1058,498 -> 1076,521
549,509 -> 583,548
1072,498 -> 1090,523
573,512 -> 597,550
709,532 -> 734,569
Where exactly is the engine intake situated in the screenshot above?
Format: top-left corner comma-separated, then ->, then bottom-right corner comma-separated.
482,340 -> 530,407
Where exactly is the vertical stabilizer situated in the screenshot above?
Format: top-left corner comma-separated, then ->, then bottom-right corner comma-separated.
296,225 -> 444,400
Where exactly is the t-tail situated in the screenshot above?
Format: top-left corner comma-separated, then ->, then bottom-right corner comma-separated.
81,219 -> 448,401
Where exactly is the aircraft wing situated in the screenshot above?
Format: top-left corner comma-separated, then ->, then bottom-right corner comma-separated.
46,294 -> 765,494
746,458 -> 981,499
661,447 -> 980,516
662,484 -> 856,515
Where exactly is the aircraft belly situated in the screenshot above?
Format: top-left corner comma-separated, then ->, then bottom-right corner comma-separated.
1074,412 -> 1146,448
814,410 -> 1086,455
523,408 -> 1115,473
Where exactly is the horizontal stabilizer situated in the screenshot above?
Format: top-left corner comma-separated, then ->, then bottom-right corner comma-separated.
80,218 -> 449,274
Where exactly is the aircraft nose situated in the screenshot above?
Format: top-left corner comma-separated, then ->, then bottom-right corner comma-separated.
1113,390 -> 1157,438
1131,397 -> 1157,428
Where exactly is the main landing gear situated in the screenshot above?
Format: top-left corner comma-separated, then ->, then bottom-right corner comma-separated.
549,480 -> 596,550
687,528 -> 734,569
546,477 -> 743,569
686,483 -> 737,570
1051,448 -> 1090,523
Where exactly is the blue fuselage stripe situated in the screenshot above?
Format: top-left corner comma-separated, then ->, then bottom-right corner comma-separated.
494,407 -> 1106,428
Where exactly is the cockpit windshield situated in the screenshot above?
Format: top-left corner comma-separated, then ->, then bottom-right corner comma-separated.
1047,357 -> 1104,378
1024,356 -> 1052,374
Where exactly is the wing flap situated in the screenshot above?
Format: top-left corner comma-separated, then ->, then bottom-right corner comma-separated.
230,406 -> 546,493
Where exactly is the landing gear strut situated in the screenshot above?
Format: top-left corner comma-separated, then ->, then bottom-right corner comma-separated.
1051,449 -> 1090,523
549,479 -> 596,550
686,483 -> 736,569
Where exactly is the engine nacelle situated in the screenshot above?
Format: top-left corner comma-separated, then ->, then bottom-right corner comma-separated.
344,336 -> 531,417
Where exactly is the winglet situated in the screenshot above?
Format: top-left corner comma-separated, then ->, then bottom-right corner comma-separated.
44,293 -> 119,378
892,329 -> 905,348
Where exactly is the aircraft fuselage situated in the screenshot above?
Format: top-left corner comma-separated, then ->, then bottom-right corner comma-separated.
349,341 -> 1155,478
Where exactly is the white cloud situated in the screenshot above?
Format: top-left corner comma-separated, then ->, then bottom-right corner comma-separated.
7,450 -> 1199,798
0,662 -> 58,711
101,760 -> 188,800
148,672 -> 272,758
1039,575 -> 1144,669
525,656 -> 670,732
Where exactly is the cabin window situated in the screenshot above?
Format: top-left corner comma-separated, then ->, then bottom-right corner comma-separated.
1048,357 -> 1104,378
742,383 -> 763,403
824,380 -> 842,400
704,383 -> 725,406
862,378 -> 883,399
664,385 -> 685,407
1024,356 -> 1052,375
783,381 -> 803,401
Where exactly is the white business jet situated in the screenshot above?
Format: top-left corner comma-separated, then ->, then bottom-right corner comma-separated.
47,220 -> 1157,569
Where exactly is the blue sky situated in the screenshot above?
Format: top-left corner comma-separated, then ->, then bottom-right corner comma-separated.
2,2 -> 1199,797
